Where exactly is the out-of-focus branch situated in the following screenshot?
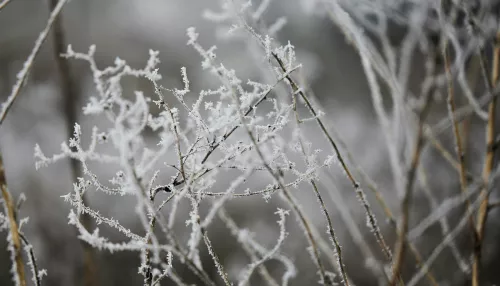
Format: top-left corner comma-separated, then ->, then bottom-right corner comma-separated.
0,0 -> 12,11
0,151 -> 27,286
322,123 -> 439,285
390,94 -> 432,286
488,201 -> 500,210
442,39 -> 477,243
0,4 -> 68,285
472,32 -> 500,286
0,0 -> 68,125
46,0 -> 98,285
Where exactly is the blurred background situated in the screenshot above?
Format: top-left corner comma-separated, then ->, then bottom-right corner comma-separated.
1,0 -> 500,285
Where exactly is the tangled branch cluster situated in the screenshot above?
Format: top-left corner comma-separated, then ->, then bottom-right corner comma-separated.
1,0 -> 500,285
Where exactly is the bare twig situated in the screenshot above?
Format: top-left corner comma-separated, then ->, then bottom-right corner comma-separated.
417,166 -> 469,273
248,6 -> 438,283
319,130 -> 438,285
0,152 -> 27,286
472,32 -> 500,286
407,198 -> 475,286
322,0 -> 406,197
218,208 -> 282,286
0,0 -> 68,125
430,81 -> 500,137
390,94 -> 432,286
488,201 -> 500,210
291,103 -> 359,284
19,233 -> 42,286
223,70 -> 336,284
442,39 -> 477,243
203,232 -> 231,286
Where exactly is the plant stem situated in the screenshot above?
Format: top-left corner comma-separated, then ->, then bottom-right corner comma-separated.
0,152 -> 27,286
472,32 -> 500,286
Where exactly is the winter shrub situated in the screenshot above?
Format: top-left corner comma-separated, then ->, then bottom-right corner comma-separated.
1,0 -> 500,285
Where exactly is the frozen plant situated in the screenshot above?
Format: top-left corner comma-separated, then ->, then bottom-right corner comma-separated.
1,0 -> 500,285
32,4 -> 349,284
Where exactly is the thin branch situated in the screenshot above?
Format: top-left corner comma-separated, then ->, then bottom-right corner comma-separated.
487,201 -> 500,210
46,0 -> 99,284
322,0 -> 405,196
290,83 -> 379,283
225,69 -> 336,284
218,208 -> 282,286
19,234 -> 42,286
417,166 -> 469,273
0,0 -> 68,125
407,198 -> 475,286
0,152 -> 27,286
203,232 -> 231,286
240,106 -> 333,285
148,182 -> 216,286
430,81 -> 500,137
248,6 -> 436,283
0,0 -> 12,11
319,130 -> 438,285
472,32 -> 500,286
390,94 -> 432,285
407,171 -> 500,286
442,39 -> 477,242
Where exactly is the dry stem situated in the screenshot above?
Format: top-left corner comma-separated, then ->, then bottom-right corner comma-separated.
442,40 -> 478,245
472,32 -> 500,286
0,152 -> 27,286
390,95 -> 432,286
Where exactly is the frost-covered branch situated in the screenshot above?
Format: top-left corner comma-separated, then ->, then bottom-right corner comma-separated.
0,0 -> 68,125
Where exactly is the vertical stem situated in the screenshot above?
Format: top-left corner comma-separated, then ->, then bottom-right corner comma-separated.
47,0 -> 98,285
390,95 -> 432,286
442,40 -> 477,243
472,32 -> 500,286
0,152 -> 27,286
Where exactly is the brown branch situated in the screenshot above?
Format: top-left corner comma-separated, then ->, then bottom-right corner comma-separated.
0,152 -> 27,286
242,8 -> 441,284
358,169 -> 439,286
323,130 -> 439,285
442,40 -> 478,243
248,11 -> 439,283
389,94 -> 432,286
472,32 -> 500,286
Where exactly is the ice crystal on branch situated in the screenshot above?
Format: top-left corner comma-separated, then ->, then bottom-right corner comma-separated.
22,0 -> 499,285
